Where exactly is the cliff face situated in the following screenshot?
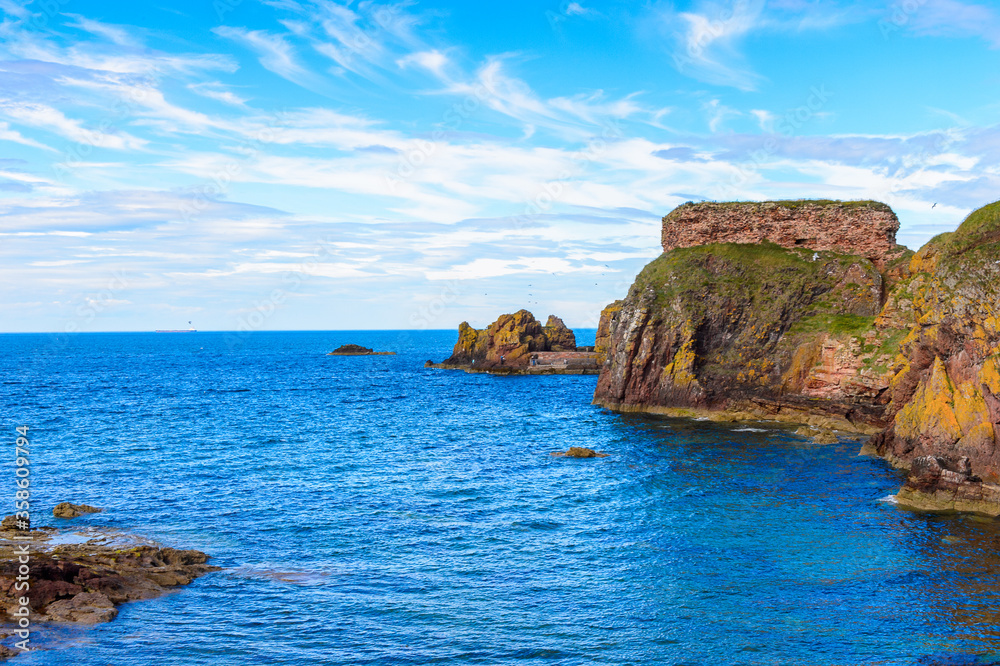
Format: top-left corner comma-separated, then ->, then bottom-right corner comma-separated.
866,202 -> 1000,512
444,310 -> 576,368
593,241 -> 905,431
662,200 -> 905,268
596,199 -> 1000,514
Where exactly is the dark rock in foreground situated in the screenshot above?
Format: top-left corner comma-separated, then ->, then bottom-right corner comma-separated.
0,528 -> 220,633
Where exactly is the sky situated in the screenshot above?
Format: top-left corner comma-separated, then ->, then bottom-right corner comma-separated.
1,0 -> 999,333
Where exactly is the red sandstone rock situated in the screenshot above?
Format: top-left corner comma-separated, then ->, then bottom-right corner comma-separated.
662,201 -> 904,268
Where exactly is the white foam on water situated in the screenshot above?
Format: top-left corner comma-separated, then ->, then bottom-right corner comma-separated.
878,494 -> 899,505
734,427 -> 768,432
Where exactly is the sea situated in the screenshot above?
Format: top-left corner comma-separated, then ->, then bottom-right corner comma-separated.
2,330 -> 1000,665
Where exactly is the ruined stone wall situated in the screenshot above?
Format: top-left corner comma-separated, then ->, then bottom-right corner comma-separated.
662,201 -> 902,266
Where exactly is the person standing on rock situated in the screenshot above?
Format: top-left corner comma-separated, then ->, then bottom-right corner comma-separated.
500,355 -> 505,366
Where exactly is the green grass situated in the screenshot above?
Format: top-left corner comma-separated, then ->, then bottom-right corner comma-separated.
789,313 -> 876,336
924,200 -> 1000,258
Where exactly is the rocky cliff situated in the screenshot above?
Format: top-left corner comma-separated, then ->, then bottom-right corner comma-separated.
596,199 -> 1000,515
865,202 -> 1000,513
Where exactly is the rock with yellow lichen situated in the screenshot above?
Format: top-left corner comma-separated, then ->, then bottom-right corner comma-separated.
865,201 -> 1000,514
439,310 -> 583,371
543,315 -> 577,352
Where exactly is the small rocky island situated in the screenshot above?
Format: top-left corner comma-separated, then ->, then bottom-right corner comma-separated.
594,198 -> 1000,516
428,312 -> 600,374
327,344 -> 396,356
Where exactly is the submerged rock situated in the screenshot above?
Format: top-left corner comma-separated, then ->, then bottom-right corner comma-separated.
53,502 -> 102,519
551,447 -> 609,458
45,592 -> 118,625
812,430 -> 838,444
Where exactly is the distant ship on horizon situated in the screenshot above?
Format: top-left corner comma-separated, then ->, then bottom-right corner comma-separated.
156,321 -> 197,333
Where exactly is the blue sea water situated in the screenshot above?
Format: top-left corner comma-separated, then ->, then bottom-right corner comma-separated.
2,330 -> 1000,665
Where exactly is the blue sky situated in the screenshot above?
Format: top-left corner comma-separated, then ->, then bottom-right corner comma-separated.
1,0 -> 999,332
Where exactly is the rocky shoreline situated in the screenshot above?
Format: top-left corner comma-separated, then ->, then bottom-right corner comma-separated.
593,199 -> 1000,516
0,510 -> 218,659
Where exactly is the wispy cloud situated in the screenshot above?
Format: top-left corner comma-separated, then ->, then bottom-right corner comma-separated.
0,101 -> 147,149
213,26 -> 326,91
0,120 -> 53,150
902,0 -> 1000,47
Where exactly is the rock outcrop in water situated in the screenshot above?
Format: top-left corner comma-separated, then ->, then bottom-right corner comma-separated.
0,524 -> 219,636
543,315 -> 577,352
327,344 -> 395,356
432,310 -> 598,374
53,502 -> 102,519
595,198 -> 1000,515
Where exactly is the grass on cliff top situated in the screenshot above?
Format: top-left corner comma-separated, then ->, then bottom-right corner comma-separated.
633,241 -> 869,308
670,199 -> 893,212
928,200 -> 1000,255
636,242 -> 815,291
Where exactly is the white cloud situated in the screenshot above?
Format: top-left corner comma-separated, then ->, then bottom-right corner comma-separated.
0,121 -> 54,151
0,102 -> 147,150
64,14 -> 142,47
187,82 -> 249,107
397,50 -> 449,76
213,26 -> 326,91
671,0 -> 767,91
